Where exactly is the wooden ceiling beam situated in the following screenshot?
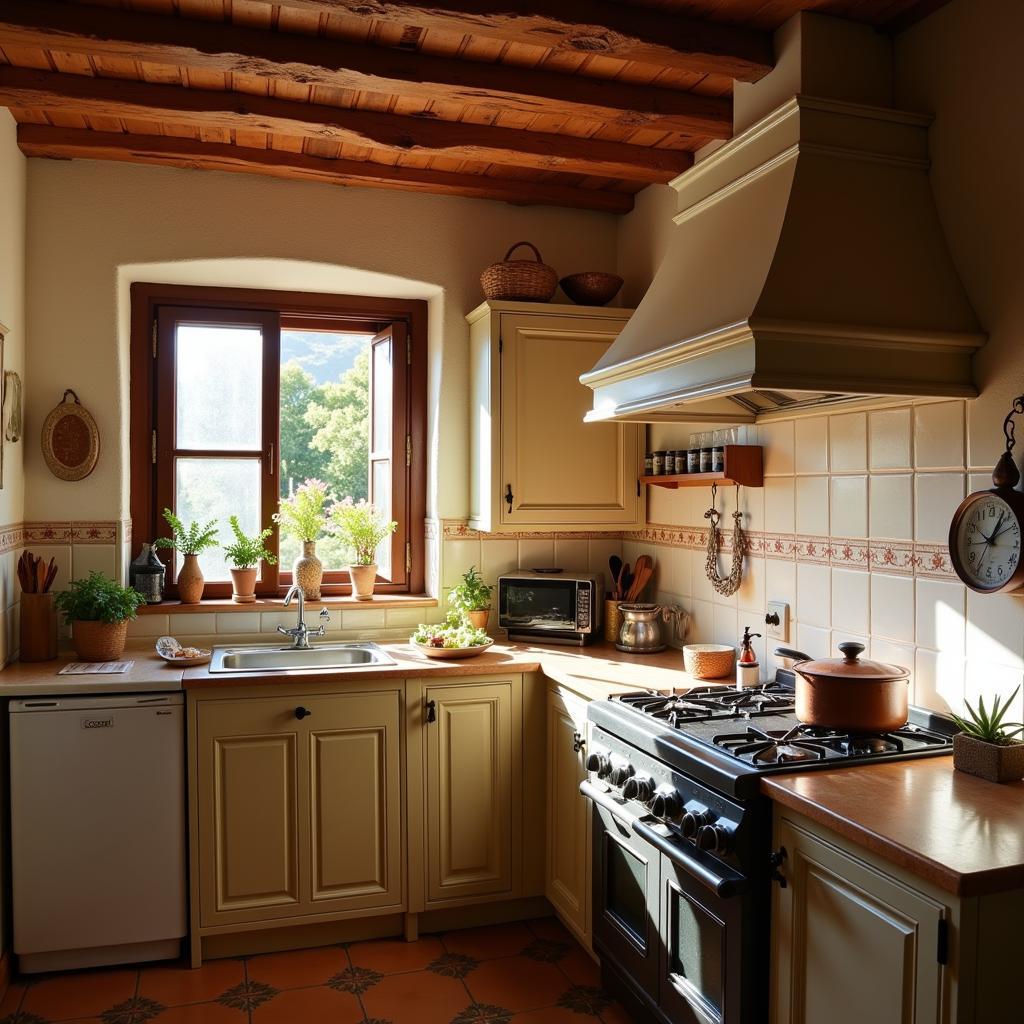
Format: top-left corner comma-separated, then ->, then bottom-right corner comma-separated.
0,1 -> 732,137
269,0 -> 774,82
0,66 -> 692,183
16,124 -> 636,213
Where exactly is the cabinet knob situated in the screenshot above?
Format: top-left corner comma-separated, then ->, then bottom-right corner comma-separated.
425,699 -> 437,723
505,484 -> 514,513
294,706 -> 312,720
572,731 -> 586,754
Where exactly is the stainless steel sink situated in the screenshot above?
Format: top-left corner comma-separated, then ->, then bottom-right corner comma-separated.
209,642 -> 396,674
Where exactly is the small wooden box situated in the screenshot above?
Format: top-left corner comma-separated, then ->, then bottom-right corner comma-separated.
20,592 -> 57,662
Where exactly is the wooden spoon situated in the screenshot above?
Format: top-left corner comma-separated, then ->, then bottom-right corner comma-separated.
618,563 -> 632,601
627,555 -> 653,601
609,555 -> 623,599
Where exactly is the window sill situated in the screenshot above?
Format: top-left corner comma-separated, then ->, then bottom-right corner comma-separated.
136,594 -> 438,615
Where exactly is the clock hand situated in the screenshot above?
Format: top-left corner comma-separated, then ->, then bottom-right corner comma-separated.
985,511 -> 1006,544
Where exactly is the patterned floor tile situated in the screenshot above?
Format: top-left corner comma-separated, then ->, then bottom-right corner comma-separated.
349,937 -> 446,976
0,1012 -> 49,1024
100,995 -> 165,1023
465,956 -> 571,1014
555,947 -> 601,989
21,968 -> 137,1020
443,924 -> 535,961
597,1004 -> 633,1024
514,1008 -> 601,1023
138,961 -> 245,1008
526,919 -> 575,946
250,985 -> 364,1024
451,1005 -> 513,1024
361,969 -> 472,1024
326,965 -> 383,996
556,986 -> 612,1016
245,946 -> 348,990
150,1003 -> 246,1023
426,952 -> 479,979
521,940 -> 569,965
215,980 -> 277,1012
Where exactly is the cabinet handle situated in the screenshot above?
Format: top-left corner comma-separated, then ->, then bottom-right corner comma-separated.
294,706 -> 312,720
572,731 -> 586,753
769,845 -> 787,888
505,484 -> 513,513
425,699 -> 436,723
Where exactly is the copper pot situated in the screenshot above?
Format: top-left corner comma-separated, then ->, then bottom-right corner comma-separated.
777,642 -> 911,732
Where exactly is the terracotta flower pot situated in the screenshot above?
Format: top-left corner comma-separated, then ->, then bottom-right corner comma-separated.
293,541 -> 323,600
177,553 -> 205,604
467,609 -> 491,631
72,619 -> 129,662
230,567 -> 258,604
953,733 -> 1024,783
348,563 -> 378,601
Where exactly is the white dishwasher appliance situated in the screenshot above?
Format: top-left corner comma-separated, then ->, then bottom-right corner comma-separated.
10,692 -> 186,972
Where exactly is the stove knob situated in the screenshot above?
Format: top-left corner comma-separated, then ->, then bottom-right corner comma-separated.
585,752 -> 612,778
695,824 -> 732,853
609,765 -> 635,788
650,790 -> 681,819
622,776 -> 653,802
680,810 -> 709,839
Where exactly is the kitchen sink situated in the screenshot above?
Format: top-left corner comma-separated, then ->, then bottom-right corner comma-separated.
209,642 -> 397,674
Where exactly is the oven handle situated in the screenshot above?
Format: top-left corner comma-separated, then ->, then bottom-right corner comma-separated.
579,780 -> 748,900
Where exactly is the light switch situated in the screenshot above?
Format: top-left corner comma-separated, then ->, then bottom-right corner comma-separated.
765,601 -> 790,642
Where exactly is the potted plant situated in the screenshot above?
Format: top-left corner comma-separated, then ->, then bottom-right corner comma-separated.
951,686 -> 1024,783
449,565 -> 494,630
153,509 -> 219,604
222,516 -> 277,603
328,498 -> 397,601
54,572 -> 144,662
274,479 -> 329,600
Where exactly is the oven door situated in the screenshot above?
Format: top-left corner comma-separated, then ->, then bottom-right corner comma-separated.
499,577 -> 580,632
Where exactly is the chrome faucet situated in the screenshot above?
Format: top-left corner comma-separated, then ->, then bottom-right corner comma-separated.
277,584 -> 330,649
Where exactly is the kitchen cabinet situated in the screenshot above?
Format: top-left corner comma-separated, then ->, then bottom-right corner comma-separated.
545,683 -> 592,946
466,300 -> 645,533
407,675 -> 522,909
193,687 -> 404,932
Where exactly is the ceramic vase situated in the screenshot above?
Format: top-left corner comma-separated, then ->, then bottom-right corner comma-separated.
349,563 -> 377,601
72,619 -> 129,662
467,609 -> 490,631
293,541 -> 323,600
177,553 -> 205,604
230,567 -> 258,604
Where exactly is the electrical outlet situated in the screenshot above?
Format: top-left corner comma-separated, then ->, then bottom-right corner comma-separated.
765,601 -> 790,642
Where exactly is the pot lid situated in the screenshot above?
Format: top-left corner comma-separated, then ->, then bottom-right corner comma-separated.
795,642 -> 910,681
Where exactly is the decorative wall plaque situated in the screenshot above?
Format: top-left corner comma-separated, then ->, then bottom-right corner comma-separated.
41,389 -> 100,481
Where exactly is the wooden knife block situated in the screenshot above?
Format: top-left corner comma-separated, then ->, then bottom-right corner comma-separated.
20,592 -> 57,662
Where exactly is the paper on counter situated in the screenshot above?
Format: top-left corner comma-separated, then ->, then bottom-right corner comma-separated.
58,661 -> 135,675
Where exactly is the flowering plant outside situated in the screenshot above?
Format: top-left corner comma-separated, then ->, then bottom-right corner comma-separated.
274,479 -> 330,542
328,498 -> 397,566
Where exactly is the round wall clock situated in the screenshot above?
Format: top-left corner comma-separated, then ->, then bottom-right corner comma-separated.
41,389 -> 100,482
948,395 -> 1024,594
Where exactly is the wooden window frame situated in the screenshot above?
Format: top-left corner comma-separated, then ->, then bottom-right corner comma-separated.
130,282 -> 427,599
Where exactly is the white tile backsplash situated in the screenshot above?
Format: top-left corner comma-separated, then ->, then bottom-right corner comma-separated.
869,474 -> 912,540
914,578 -> 966,656
795,476 -> 828,536
761,420 -> 795,476
829,412 -> 867,473
870,573 -> 914,644
830,475 -> 868,538
796,562 -> 830,628
554,538 -> 589,573
518,538 -> 554,571
965,592 -> 1024,670
914,401 -> 965,470
764,477 -> 795,534
869,408 -> 912,470
914,473 -> 965,543
794,417 -> 829,474
831,569 -> 870,636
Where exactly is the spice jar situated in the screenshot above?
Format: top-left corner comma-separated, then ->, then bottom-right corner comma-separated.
644,453 -> 654,475
674,450 -> 687,474
699,433 -> 713,473
652,451 -> 665,475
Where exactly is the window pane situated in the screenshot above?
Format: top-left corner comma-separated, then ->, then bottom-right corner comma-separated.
175,457 -> 261,582
176,324 -> 263,450
279,329 -> 373,573
372,460 -> 392,578
372,337 -> 392,455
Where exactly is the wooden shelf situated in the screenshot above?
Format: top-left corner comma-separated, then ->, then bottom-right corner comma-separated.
642,445 -> 763,488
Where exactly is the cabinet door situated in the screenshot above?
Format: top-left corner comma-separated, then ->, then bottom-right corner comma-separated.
546,686 -> 591,942
305,690 -> 404,916
196,697 -> 302,927
772,816 -> 945,1024
423,679 -> 520,905
500,313 -> 643,527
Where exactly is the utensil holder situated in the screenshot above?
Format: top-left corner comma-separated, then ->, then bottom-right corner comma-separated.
20,592 -> 57,662
604,599 -> 624,644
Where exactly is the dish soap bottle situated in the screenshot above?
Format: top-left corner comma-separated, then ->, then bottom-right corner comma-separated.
737,626 -> 761,688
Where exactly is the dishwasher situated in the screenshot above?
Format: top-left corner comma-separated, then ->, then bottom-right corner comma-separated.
10,692 -> 187,972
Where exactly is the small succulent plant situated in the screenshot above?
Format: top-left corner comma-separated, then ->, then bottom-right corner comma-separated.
951,686 -> 1023,745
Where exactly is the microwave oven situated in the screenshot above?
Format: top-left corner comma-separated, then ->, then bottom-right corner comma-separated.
497,571 -> 603,646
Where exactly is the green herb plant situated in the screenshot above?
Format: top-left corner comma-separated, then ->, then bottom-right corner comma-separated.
274,479 -> 330,542
152,508 -> 220,555
951,686 -> 1024,745
448,565 -> 494,616
328,498 -> 397,566
222,516 -> 277,570
54,572 -> 144,625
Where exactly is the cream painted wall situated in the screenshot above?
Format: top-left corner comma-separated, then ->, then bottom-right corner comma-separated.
24,159 -> 618,525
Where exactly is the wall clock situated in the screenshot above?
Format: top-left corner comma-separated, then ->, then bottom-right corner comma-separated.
948,395 -> 1024,594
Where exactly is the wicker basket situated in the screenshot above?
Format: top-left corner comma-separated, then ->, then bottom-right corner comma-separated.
72,619 -> 129,662
953,732 -> 1024,783
683,644 -> 735,680
481,242 -> 558,302
559,272 -> 624,307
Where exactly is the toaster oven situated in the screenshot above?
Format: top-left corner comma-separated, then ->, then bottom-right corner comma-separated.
497,570 -> 603,646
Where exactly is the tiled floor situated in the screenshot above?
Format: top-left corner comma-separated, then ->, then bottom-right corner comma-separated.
0,919 -> 633,1024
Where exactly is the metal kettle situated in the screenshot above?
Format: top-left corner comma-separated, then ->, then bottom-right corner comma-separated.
615,603 -> 688,654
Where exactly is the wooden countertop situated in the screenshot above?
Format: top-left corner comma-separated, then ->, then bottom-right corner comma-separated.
0,649 -> 185,695
762,758 -> 1024,897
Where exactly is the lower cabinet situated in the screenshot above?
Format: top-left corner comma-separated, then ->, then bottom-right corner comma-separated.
194,687 -> 404,930
545,683 -> 591,945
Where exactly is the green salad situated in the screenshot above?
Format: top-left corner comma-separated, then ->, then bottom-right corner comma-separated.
412,612 -> 491,649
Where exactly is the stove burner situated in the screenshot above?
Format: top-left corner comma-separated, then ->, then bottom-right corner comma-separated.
617,684 -> 795,724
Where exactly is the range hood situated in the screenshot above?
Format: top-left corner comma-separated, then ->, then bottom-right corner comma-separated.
581,94 -> 985,423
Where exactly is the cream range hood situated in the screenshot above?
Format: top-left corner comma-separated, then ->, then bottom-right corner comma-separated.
581,95 -> 985,424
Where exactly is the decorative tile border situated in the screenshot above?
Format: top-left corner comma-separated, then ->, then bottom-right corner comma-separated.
441,518 -> 628,541
0,523 -> 24,554
24,521 -> 118,544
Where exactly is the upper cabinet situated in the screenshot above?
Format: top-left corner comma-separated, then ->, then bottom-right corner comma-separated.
467,301 -> 645,533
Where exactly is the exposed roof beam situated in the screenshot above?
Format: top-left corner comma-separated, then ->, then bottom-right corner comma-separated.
270,0 -> 774,82
0,66 -> 692,183
17,124 -> 636,213
0,1 -> 732,137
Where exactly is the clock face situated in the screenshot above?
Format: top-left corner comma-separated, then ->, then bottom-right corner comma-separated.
952,492 -> 1023,592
